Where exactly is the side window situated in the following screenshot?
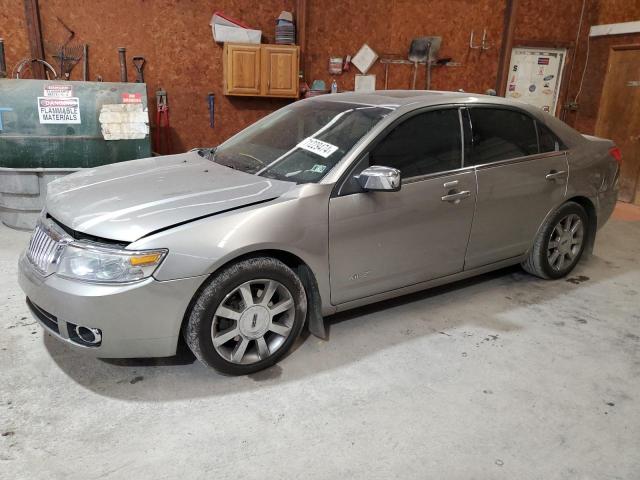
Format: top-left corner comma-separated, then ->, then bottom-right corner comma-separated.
369,109 -> 462,178
537,122 -> 566,153
467,108 -> 538,165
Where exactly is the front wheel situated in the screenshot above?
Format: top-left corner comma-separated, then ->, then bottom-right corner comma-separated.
184,257 -> 307,375
522,201 -> 588,279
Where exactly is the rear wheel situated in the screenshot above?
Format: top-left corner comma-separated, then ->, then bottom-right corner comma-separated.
522,201 -> 588,279
184,257 -> 307,375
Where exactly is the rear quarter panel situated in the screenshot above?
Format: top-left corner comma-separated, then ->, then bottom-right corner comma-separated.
565,136 -> 618,229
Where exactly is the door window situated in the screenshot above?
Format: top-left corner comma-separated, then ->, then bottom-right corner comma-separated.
537,122 -> 566,152
467,108 -> 538,165
369,109 -> 462,178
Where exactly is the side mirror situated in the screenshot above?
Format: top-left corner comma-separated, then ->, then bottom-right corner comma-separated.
357,166 -> 402,192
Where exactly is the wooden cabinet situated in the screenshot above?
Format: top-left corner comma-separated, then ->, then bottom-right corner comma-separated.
224,43 -> 299,98
223,44 -> 261,96
261,45 -> 298,97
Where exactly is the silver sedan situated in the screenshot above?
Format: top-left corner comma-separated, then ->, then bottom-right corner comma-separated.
18,91 -> 620,374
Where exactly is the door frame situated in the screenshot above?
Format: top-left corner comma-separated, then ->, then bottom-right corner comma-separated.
595,44 -> 640,134
595,44 -> 640,203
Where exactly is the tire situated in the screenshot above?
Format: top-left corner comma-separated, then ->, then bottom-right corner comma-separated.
183,257 -> 307,375
522,201 -> 589,280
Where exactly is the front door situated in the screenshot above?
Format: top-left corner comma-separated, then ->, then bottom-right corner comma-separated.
328,108 -> 477,305
596,46 -> 640,204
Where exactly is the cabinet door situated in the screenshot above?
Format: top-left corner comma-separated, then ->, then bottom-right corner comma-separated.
261,45 -> 299,98
224,44 -> 261,95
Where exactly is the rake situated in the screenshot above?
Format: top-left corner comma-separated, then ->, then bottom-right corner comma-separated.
46,41 -> 84,80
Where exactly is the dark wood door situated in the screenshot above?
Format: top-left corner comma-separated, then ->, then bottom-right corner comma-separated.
596,46 -> 640,204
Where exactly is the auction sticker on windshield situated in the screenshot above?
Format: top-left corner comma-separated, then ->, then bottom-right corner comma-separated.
37,97 -> 81,124
298,137 -> 339,158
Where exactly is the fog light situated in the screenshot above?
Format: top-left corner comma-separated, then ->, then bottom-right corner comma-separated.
67,323 -> 102,347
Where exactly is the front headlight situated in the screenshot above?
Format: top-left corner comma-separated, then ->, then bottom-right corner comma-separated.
56,243 -> 167,284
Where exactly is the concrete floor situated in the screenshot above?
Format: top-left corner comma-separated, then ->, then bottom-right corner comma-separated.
1,207 -> 639,480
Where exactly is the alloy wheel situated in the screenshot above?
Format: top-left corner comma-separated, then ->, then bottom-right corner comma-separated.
211,279 -> 295,365
547,213 -> 584,272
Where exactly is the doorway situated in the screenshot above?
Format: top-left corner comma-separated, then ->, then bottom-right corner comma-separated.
596,45 -> 640,204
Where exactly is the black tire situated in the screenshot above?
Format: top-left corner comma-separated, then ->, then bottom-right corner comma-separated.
522,201 -> 589,279
183,257 -> 307,375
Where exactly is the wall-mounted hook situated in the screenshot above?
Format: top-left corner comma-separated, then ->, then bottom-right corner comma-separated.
469,30 -> 481,49
481,29 -> 492,50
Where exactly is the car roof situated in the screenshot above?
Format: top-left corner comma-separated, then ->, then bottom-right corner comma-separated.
309,90 -> 543,115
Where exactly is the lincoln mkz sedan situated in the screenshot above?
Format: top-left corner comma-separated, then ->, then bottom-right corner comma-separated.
19,91 -> 620,374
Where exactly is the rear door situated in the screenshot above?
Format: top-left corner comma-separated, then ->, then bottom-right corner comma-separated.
328,108 -> 477,305
463,107 -> 568,269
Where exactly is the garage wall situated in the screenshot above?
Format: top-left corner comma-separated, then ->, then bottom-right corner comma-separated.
304,0 -> 505,94
0,1 -> 30,73
1,0 -> 629,151
0,0 -> 295,152
564,0 -> 640,134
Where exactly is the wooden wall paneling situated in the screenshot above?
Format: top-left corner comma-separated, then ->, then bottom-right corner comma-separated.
0,0 -> 31,76
5,0 -> 624,151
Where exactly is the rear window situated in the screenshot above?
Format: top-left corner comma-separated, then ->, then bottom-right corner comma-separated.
537,122 -> 567,153
467,108 -> 538,165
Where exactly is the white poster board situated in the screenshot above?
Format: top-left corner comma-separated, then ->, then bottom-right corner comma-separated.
505,47 -> 567,116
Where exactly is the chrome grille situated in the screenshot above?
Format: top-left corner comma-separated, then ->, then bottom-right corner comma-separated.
26,222 -> 59,274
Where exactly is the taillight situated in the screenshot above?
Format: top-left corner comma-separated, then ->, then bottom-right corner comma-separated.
609,146 -> 622,164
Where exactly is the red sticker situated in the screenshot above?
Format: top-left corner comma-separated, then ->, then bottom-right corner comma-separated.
121,93 -> 142,104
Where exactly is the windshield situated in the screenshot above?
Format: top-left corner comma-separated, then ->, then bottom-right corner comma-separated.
211,100 -> 394,183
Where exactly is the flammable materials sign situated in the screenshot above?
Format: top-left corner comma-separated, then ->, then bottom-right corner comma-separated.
37,97 -> 81,124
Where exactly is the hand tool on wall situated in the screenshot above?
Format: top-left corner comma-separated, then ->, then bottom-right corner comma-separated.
208,92 -> 215,128
132,56 -> 146,83
13,58 -> 57,79
408,38 -> 429,89
82,44 -> 88,81
118,47 -> 128,82
52,43 -> 83,80
408,37 -> 442,90
154,88 -> 172,155
45,16 -> 83,80
0,39 -> 6,78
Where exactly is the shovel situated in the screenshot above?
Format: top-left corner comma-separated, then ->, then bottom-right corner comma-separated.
408,36 -> 442,89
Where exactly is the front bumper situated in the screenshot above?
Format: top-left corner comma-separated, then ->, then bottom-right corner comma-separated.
18,254 -> 206,358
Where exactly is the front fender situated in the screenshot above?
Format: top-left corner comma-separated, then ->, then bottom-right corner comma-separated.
129,183 -> 334,316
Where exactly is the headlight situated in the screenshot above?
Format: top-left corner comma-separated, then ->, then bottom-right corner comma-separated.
56,243 -> 167,284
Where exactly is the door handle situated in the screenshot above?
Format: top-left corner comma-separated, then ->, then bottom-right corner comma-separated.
545,170 -> 567,181
441,190 -> 471,203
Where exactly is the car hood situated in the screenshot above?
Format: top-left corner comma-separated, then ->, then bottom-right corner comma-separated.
46,151 -> 296,242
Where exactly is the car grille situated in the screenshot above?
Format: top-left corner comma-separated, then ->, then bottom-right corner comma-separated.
26,222 -> 60,275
